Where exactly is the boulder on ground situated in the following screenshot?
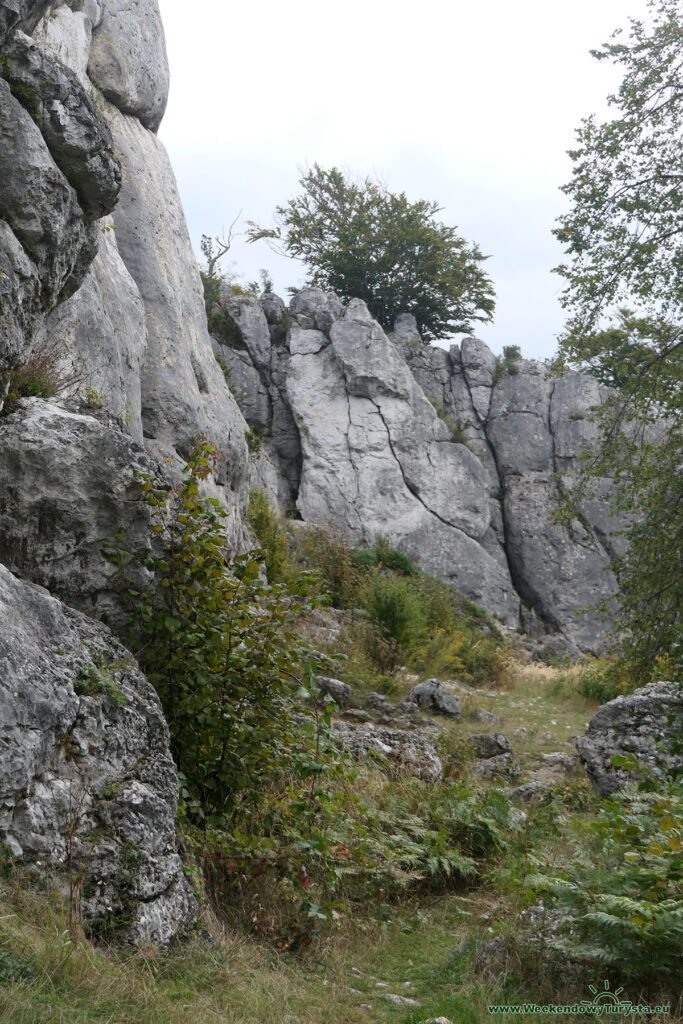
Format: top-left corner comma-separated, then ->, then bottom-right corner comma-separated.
473,708 -> 501,726
510,782 -> 551,804
540,752 -> 577,772
314,675 -> 352,708
577,681 -> 683,795
475,753 -> 521,780
469,732 -> 513,759
405,679 -> 461,718
332,721 -> 442,782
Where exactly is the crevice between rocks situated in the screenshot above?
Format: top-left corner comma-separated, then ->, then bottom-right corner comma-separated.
342,389 -> 364,536
459,367 -> 522,624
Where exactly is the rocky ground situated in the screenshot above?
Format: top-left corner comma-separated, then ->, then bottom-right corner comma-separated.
2,642 -> 679,1024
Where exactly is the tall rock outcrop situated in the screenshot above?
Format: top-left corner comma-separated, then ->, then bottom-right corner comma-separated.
0,0 -> 253,945
0,0 -> 252,617
217,289 -> 624,655
0,0 -> 630,950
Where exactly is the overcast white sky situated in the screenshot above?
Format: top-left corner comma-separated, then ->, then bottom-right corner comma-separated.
157,0 -> 652,360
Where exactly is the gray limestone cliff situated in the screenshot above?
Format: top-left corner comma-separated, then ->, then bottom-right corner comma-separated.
1,0 -> 250,540
217,289 -> 624,656
0,0 -> 253,944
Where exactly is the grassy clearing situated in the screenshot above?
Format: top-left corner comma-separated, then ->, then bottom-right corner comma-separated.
2,860 -> 680,1024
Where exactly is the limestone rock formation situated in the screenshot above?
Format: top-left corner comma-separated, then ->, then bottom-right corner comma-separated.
314,675 -> 353,709
469,733 -> 513,759
332,721 -> 443,782
88,0 -> 169,132
217,287 -> 625,653
0,0 -> 643,960
0,0 -> 254,946
405,679 -> 462,718
0,398 -> 169,627
217,290 -> 520,626
577,682 -> 683,795
1,0 -> 250,544
0,563 -> 196,946
0,25 -> 113,381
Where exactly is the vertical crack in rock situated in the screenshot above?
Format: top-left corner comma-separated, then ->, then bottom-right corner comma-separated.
344,390 -> 364,533
369,396 -> 460,531
459,366 -> 520,614
269,342 -> 303,503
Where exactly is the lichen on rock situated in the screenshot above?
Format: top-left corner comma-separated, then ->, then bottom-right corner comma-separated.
0,563 -> 196,946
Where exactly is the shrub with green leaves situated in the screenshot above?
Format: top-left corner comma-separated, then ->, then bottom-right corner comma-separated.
364,575 -> 428,650
116,440 -> 319,821
321,536 -> 510,684
247,488 -> 290,584
351,535 -> 416,575
574,658 -> 639,703
194,763 -> 515,948
294,525 -> 363,609
403,575 -> 508,686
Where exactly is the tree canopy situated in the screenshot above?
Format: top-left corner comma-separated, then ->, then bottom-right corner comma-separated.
554,0 -> 682,680
247,165 -> 495,341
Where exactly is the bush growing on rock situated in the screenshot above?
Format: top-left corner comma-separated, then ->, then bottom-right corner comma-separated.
247,164 -> 495,340
294,524 -> 364,609
1,346 -> 81,415
246,488 -> 290,584
365,575 -> 429,650
287,524 -> 511,687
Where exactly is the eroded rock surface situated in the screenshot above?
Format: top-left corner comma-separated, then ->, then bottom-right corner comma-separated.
577,681 -> 683,795
469,733 -> 513,759
0,563 -> 196,945
405,679 -> 461,718
1,0 -> 251,577
332,721 -> 443,782
218,287 -> 625,652
0,1 -> 121,387
88,0 -> 169,131
0,399 -> 169,627
315,675 -> 353,709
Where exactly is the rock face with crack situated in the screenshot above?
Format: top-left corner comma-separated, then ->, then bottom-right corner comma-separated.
217,288 -> 626,653
577,681 -> 683,795
0,563 -> 196,946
